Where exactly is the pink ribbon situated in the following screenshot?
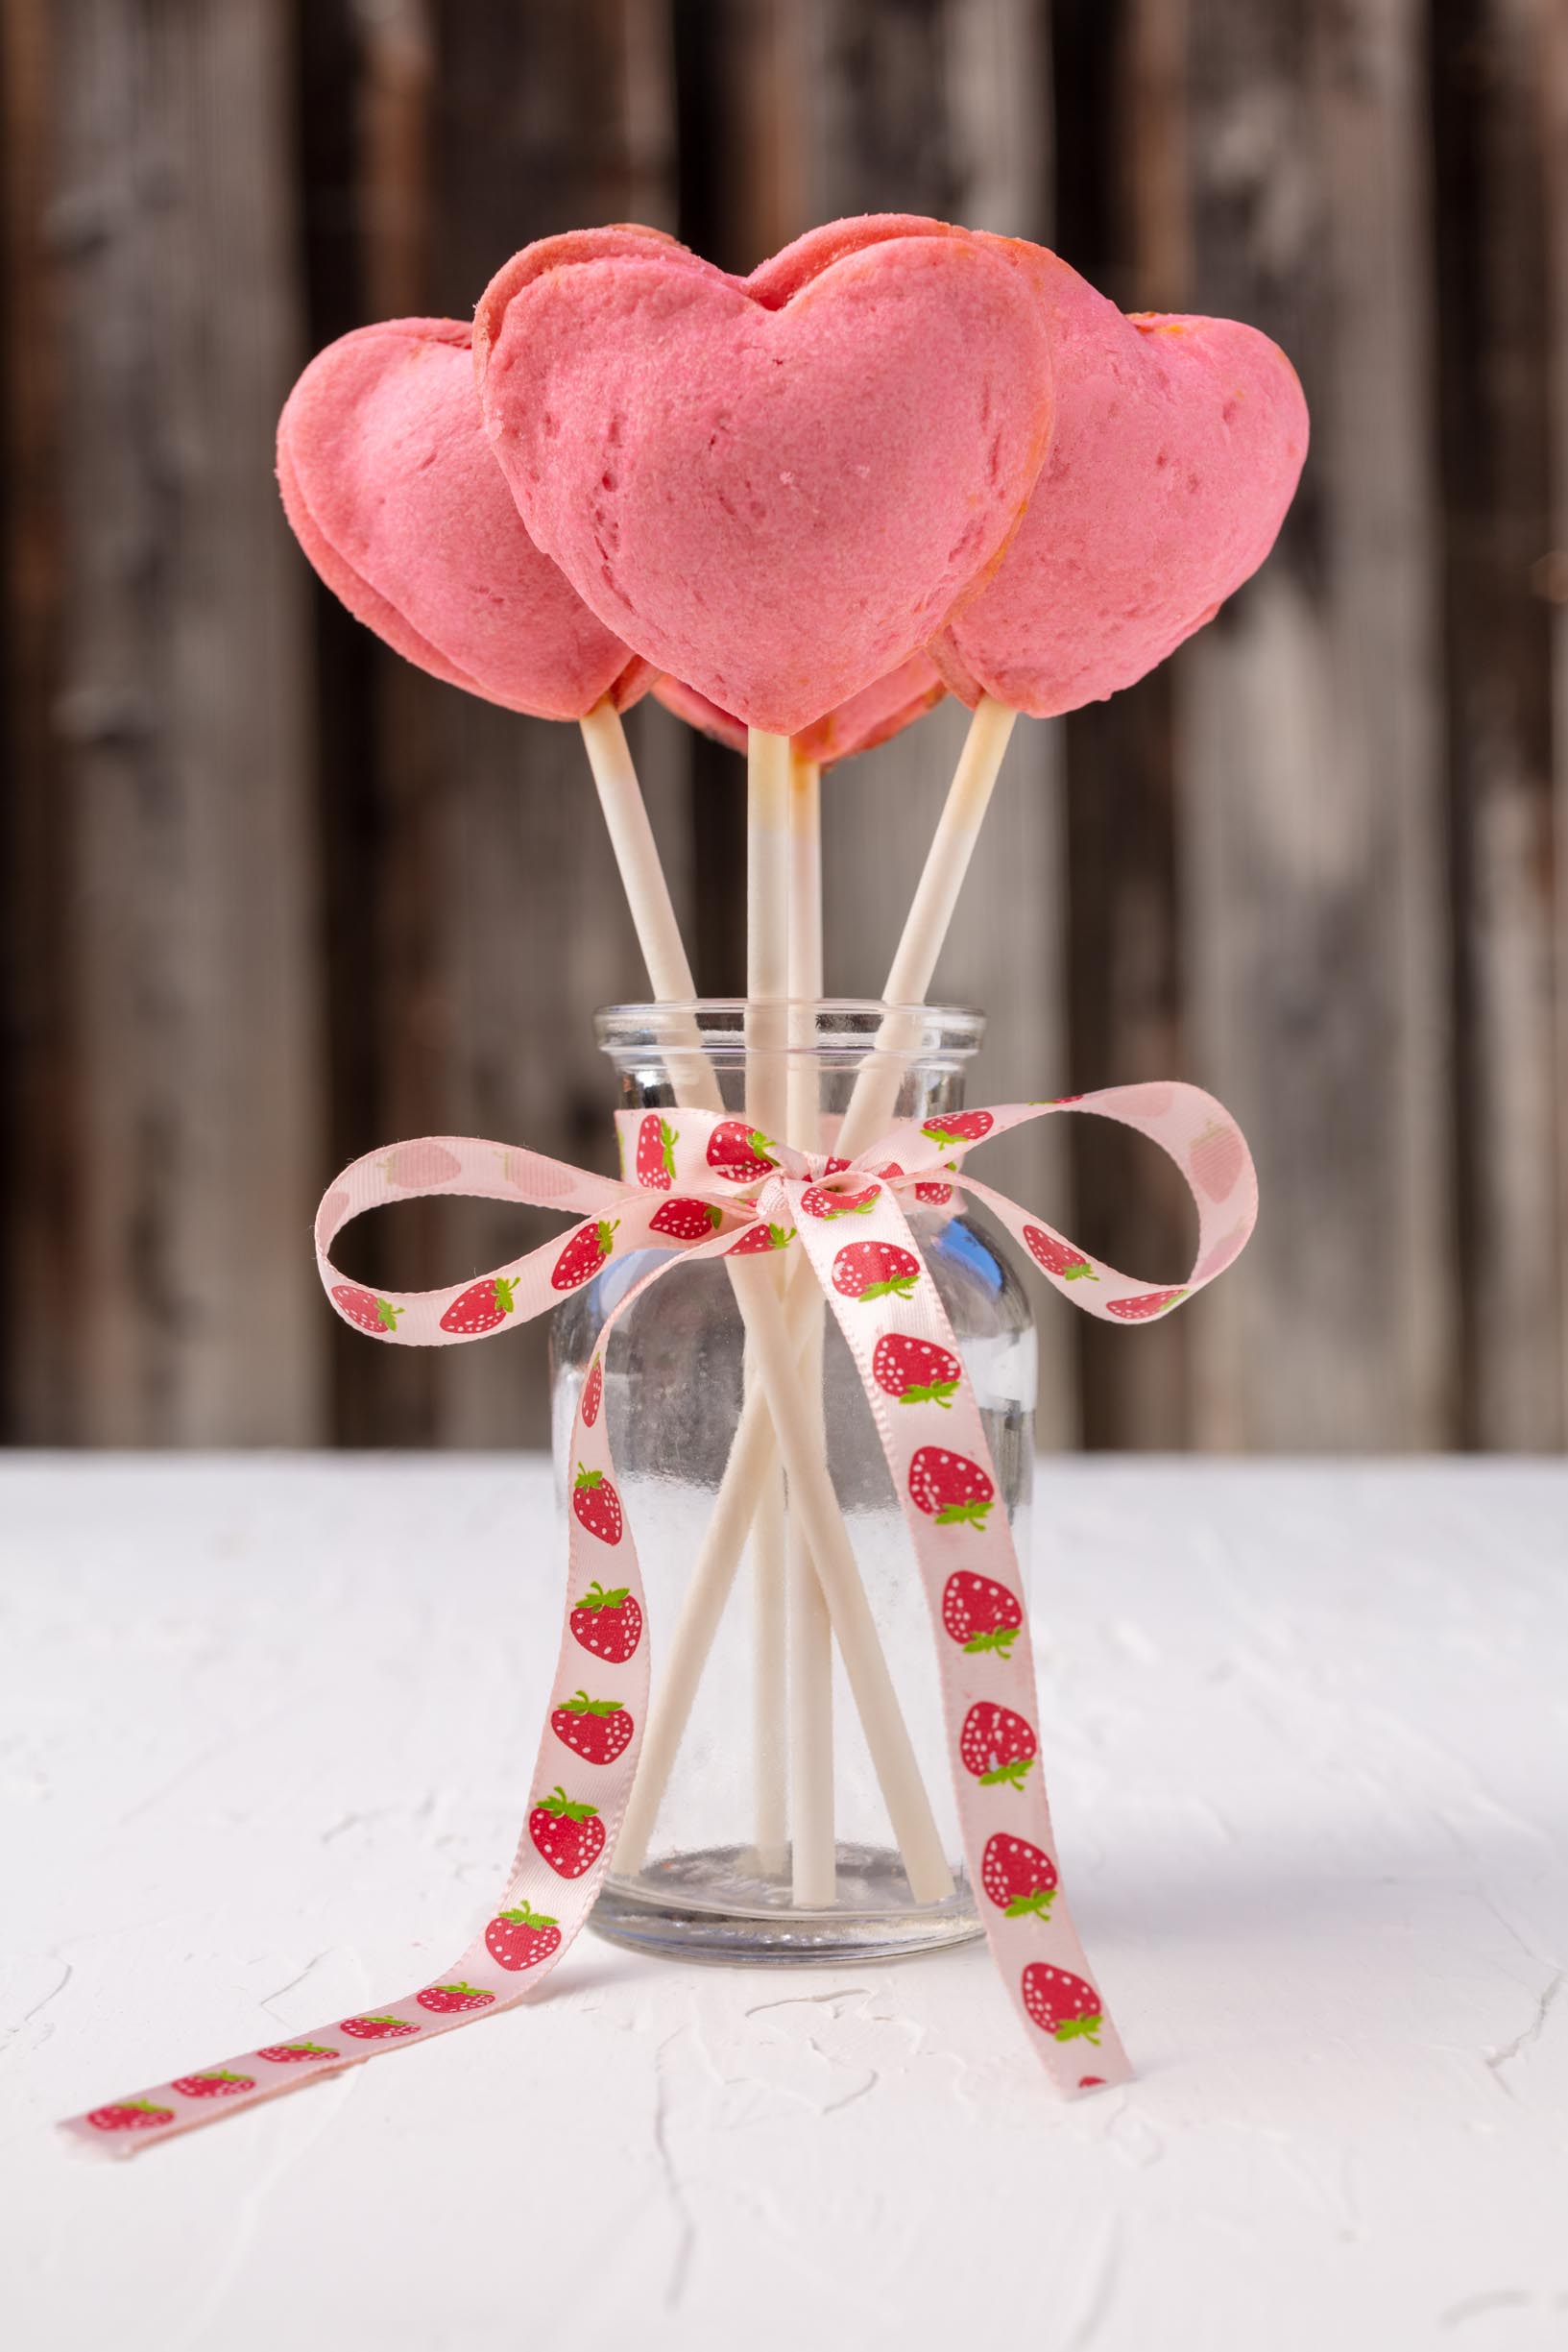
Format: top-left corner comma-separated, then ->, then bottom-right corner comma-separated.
60,1083 -> 1255,2151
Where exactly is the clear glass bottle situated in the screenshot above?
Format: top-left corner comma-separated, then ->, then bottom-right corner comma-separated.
550,1002 -> 1036,1964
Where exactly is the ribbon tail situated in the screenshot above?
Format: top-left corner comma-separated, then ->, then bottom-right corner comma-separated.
789,1176 -> 1133,2097
56,1231 -> 735,2154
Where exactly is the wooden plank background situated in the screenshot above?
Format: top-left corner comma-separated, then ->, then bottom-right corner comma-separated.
1,0 -> 1564,1454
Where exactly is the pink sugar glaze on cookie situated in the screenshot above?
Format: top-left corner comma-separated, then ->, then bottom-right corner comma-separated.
654,651 -> 945,767
474,228 -> 1055,738
277,317 -> 648,719
755,217 -> 1309,718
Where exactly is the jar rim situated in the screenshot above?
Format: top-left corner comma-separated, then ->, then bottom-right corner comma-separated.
594,999 -> 984,1060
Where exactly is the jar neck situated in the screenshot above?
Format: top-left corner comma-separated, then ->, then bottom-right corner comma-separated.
595,1000 -> 982,1133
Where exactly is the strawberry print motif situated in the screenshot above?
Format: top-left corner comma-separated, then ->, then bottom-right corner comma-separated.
822,1155 -> 851,1175
87,2099 -> 174,2132
551,1218 -> 618,1292
832,1239 -> 920,1302
171,2071 -> 254,2098
981,1832 -> 1059,1919
871,1161 -> 905,1180
1022,1964 -> 1102,2044
873,1333 -> 962,1408
1195,1225 -> 1247,1283
340,2014 -> 417,2040
440,1274 -> 516,1334
707,1122 -> 777,1181
1115,1082 -> 1174,1122
581,1354 -> 603,1428
571,1465 -> 623,1545
530,1786 -> 606,1879
1108,1288 -> 1187,1321
552,1689 -> 633,1764
649,1198 -> 723,1240
915,1180 -> 953,1205
256,2042 -> 338,2064
1024,1225 -> 1097,1282
941,1570 -> 1022,1654
1190,1119 -> 1244,1201
799,1182 -> 880,1221
486,1900 -> 562,1972
332,1285 -> 402,1335
909,1444 -> 995,1529
569,1579 -> 642,1661
727,1222 -> 792,1256
959,1701 -> 1037,1789
381,1140 -> 461,1188
417,1982 -> 495,2014
635,1112 -> 679,1189
921,1110 -> 994,1146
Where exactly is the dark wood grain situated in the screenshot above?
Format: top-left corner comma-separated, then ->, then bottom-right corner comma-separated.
1,3 -> 1564,1454
1177,0 -> 1457,1449
21,0 -> 323,1443
1433,0 -> 1562,1447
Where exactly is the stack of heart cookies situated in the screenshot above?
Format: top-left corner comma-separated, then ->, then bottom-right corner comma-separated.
277,213 -> 1306,1925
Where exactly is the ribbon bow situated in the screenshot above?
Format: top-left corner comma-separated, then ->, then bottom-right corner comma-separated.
61,1082 -> 1256,2150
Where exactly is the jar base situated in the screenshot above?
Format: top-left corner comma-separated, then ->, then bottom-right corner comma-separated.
591,1841 -> 982,1965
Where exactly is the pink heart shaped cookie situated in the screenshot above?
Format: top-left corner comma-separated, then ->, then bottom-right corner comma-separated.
277,317 -> 648,719
474,230 -> 1055,737
756,218 -> 1308,716
654,650 -> 946,768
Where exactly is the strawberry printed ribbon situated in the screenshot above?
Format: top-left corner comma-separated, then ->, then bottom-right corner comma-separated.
60,1082 -> 1256,2153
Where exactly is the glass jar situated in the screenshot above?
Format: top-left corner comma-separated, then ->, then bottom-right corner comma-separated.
550,1002 -> 1036,1964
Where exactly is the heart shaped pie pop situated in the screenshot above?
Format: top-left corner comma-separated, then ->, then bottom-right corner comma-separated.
474,229 -> 1056,738
277,318 -> 648,719
755,216 -> 1308,717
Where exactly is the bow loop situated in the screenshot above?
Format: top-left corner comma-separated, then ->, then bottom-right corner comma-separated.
64,1074 -> 1257,2152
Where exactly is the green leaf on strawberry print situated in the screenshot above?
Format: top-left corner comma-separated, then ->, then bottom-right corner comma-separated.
1053,2013 -> 1102,2043
497,1901 -> 557,1928
897,1379 -> 959,1408
978,1757 -> 1034,1790
574,1579 -> 629,1612
537,1785 -> 599,1823
963,1622 -> 1018,1656
562,1690 -> 624,1717
491,1275 -> 517,1315
933,1496 -> 993,1529
660,1120 -> 678,1178
1003,1888 -> 1056,1920
858,1273 -> 918,1302
375,1297 -> 401,1329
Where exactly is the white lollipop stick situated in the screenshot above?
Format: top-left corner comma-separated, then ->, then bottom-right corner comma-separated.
743,730 -> 791,1877
785,753 -> 836,1906
580,704 -> 946,1897
609,696 -> 1018,1887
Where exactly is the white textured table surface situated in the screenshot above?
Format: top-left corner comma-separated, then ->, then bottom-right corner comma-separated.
4,1456 -> 1566,2350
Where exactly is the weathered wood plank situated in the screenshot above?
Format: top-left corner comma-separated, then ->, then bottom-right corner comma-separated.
1548,0 -> 1568,1427
46,0 -> 323,1443
0,0 -> 73,1442
1432,0 -> 1562,1448
418,0 -> 683,1446
1177,0 -> 1456,1448
1054,0 -> 1193,1450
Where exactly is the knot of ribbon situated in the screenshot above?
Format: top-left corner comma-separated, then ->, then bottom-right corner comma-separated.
62,1081 -> 1257,2151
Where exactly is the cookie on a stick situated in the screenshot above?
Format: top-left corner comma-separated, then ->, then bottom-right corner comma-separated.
277,317 -> 648,717
473,228 -> 1056,735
